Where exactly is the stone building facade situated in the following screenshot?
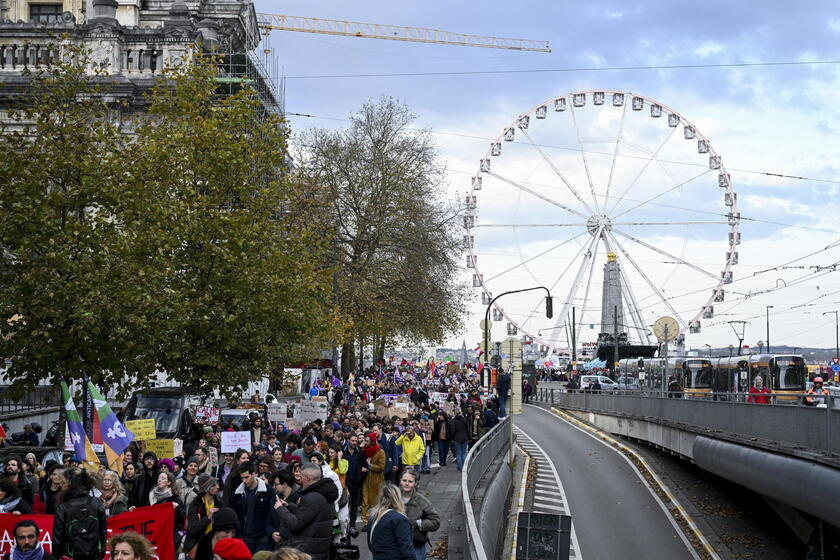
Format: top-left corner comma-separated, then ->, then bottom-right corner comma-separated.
0,0 -> 280,120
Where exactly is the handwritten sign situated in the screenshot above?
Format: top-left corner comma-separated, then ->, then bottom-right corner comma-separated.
266,403 -> 287,422
125,419 -> 156,440
295,399 -> 328,425
208,446 -> 219,469
221,430 -> 252,453
145,439 -> 175,459
194,406 -> 220,425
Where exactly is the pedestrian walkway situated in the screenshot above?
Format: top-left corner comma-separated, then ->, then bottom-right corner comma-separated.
352,461 -> 463,559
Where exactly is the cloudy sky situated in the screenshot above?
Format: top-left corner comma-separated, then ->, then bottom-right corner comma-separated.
254,0 -> 840,356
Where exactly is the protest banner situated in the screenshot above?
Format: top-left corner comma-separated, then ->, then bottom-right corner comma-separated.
295,399 -> 328,425
0,504 -> 174,560
194,406 -> 220,425
145,439 -> 175,459
124,419 -> 156,440
208,446 -> 219,469
284,418 -> 302,432
221,430 -> 251,453
266,403 -> 287,422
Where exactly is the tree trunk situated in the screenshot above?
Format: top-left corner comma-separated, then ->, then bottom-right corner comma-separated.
340,342 -> 355,376
357,336 -> 365,371
373,335 -> 387,364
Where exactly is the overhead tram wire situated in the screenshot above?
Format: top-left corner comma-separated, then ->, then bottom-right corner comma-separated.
284,58 -> 840,79
286,111 -> 840,188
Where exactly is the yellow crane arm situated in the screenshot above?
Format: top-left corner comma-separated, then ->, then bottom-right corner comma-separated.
256,13 -> 551,53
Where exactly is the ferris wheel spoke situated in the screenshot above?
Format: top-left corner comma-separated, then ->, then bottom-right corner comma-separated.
551,229 -> 601,340
611,168 -> 713,221
607,230 -> 688,329
519,128 -> 596,216
486,171 -> 589,219
611,228 -> 720,281
575,232 -> 602,347
600,234 -> 650,345
484,231 -> 588,283
473,223 -> 587,228
569,104 -> 603,215
519,236 -> 593,330
611,221 -> 727,227
606,125 -> 678,216
603,101 -> 628,212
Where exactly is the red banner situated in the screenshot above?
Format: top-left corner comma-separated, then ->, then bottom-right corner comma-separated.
0,503 -> 174,560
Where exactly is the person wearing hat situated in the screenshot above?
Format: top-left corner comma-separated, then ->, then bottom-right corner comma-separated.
187,474 -> 221,531
131,452 -> 159,508
184,506 -> 240,560
178,456 -> 202,508
213,537 -> 252,560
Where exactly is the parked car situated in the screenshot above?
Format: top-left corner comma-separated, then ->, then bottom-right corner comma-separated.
580,375 -> 617,393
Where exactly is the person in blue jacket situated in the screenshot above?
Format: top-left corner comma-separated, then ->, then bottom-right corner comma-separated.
366,484 -> 415,560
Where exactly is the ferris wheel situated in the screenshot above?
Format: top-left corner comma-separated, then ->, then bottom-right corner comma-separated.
465,90 -> 740,353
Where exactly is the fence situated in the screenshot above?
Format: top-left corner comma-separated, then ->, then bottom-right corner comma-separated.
462,415 -> 511,560
0,385 -> 60,417
536,386 -> 840,458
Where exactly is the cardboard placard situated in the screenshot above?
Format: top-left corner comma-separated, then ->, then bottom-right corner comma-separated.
194,406 -> 220,425
145,439 -> 175,459
284,418 -> 302,432
221,430 -> 251,453
295,399 -> 328,425
125,419 -> 156,440
266,403 -> 288,422
208,446 -> 219,469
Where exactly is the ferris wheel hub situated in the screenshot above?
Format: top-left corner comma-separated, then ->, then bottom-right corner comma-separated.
586,214 -> 612,236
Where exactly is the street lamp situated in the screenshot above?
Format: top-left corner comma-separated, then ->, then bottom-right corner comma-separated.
823,311 -> 839,366
704,343 -> 711,358
766,305 -> 774,353
483,286 -> 552,467
728,344 -> 734,358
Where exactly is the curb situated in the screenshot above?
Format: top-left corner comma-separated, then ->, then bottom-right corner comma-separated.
550,406 -> 721,560
509,444 -> 531,560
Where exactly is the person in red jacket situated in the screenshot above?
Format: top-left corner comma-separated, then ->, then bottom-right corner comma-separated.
747,376 -> 772,404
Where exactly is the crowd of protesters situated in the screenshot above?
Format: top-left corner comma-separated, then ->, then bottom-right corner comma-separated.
0,363 -> 508,560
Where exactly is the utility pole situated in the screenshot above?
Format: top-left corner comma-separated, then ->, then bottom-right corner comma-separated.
766,305 -> 774,353
613,305 -> 619,378
571,307 -> 577,376
823,311 -> 839,367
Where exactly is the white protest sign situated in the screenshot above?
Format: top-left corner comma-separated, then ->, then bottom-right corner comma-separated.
266,403 -> 287,422
295,399 -> 328,425
221,430 -> 252,453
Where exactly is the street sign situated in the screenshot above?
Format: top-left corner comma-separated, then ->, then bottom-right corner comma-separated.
832,363 -> 840,374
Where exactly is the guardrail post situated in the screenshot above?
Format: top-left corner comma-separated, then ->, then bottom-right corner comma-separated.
551,388 -> 554,404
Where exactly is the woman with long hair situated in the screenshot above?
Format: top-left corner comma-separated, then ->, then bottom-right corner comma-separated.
121,462 -> 138,507
99,469 -> 129,517
399,470 -> 440,560
147,471 -> 185,550
366,485 -> 414,560
40,464 -> 67,514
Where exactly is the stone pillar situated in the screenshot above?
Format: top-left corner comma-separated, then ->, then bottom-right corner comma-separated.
89,0 -> 119,25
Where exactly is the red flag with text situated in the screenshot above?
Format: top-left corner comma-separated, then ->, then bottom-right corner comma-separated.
0,503 -> 174,559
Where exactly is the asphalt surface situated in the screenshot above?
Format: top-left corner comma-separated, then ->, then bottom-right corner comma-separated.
515,404 -> 696,560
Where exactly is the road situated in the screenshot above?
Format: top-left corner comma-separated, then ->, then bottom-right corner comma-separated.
515,404 -> 697,560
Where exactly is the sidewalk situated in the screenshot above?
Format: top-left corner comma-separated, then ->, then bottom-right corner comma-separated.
352,460 -> 464,559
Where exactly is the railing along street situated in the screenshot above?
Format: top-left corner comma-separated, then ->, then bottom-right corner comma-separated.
461,415 -> 511,560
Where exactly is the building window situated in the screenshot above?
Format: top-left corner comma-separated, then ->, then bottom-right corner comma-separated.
29,3 -> 62,24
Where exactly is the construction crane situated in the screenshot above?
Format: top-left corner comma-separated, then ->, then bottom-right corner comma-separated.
256,13 -> 551,53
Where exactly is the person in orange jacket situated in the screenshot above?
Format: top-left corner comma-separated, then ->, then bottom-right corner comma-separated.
805,377 -> 830,406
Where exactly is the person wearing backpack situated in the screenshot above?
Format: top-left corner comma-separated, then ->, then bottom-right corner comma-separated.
53,469 -> 107,560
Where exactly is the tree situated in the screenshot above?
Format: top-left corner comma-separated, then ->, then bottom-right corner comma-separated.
295,98 -> 468,372
0,49 -> 333,398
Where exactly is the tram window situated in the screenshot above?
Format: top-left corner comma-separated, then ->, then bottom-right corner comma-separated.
774,358 -> 806,390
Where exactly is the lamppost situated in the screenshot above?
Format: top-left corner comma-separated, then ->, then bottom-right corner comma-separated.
823,311 -> 839,366
728,344 -> 734,358
484,286 -> 552,466
704,344 -> 711,358
766,305 -> 774,353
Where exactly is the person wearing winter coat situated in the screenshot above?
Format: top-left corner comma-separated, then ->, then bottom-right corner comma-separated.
366,484 -> 414,560
360,433 -> 386,525
274,464 -> 339,560
395,426 -> 425,480
186,474 -> 221,531
131,451 -> 159,507
228,462 -> 277,554
431,413 -> 452,467
449,412 -> 471,472
399,470 -> 441,560
146,471 -> 186,551
53,470 -> 107,560
98,470 -> 129,517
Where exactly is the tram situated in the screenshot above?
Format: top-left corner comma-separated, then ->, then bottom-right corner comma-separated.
617,353 -> 805,400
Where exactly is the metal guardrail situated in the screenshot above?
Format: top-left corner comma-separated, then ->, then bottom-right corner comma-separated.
462,415 -> 511,560
536,385 -> 840,458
